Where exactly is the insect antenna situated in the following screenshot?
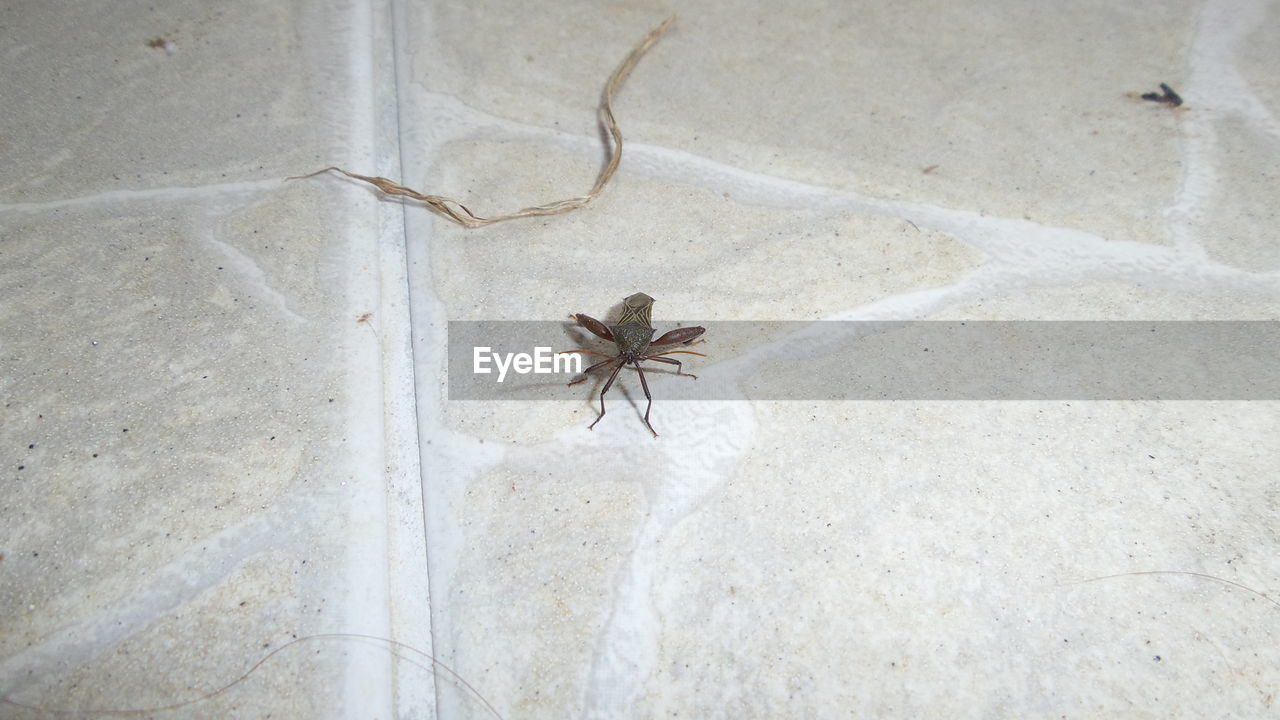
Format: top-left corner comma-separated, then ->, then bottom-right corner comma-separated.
556,349 -> 616,360
645,349 -> 708,359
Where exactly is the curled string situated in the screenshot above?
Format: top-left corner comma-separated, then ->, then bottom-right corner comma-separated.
290,15 -> 676,228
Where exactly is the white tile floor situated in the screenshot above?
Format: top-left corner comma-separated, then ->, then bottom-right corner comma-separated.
3,1 -> 1278,718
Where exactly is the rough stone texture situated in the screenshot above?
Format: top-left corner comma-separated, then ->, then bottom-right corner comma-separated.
3,0 -> 1277,718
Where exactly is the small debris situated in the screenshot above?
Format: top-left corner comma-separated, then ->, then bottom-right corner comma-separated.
146,36 -> 177,54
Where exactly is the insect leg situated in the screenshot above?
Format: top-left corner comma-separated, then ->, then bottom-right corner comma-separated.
650,325 -> 705,347
567,356 -> 619,387
589,361 -> 626,430
572,313 -> 615,342
643,354 -> 698,380
633,361 -> 658,438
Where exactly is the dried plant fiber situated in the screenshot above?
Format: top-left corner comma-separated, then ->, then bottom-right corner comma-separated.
292,15 -> 676,228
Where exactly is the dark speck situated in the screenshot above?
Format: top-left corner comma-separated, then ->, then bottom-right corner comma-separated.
1140,83 -> 1183,107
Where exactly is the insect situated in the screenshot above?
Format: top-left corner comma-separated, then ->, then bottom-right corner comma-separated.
560,293 -> 706,437
1140,82 -> 1183,107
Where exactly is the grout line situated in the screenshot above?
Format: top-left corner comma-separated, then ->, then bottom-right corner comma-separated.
384,0 -> 446,717
336,0 -> 396,717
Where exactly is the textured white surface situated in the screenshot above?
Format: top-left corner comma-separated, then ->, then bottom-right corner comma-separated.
2,0 -> 1278,718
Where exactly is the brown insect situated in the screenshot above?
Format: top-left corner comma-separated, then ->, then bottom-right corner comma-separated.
561,293 -> 705,437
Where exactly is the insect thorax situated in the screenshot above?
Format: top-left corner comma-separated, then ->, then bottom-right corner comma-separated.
611,322 -> 656,358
